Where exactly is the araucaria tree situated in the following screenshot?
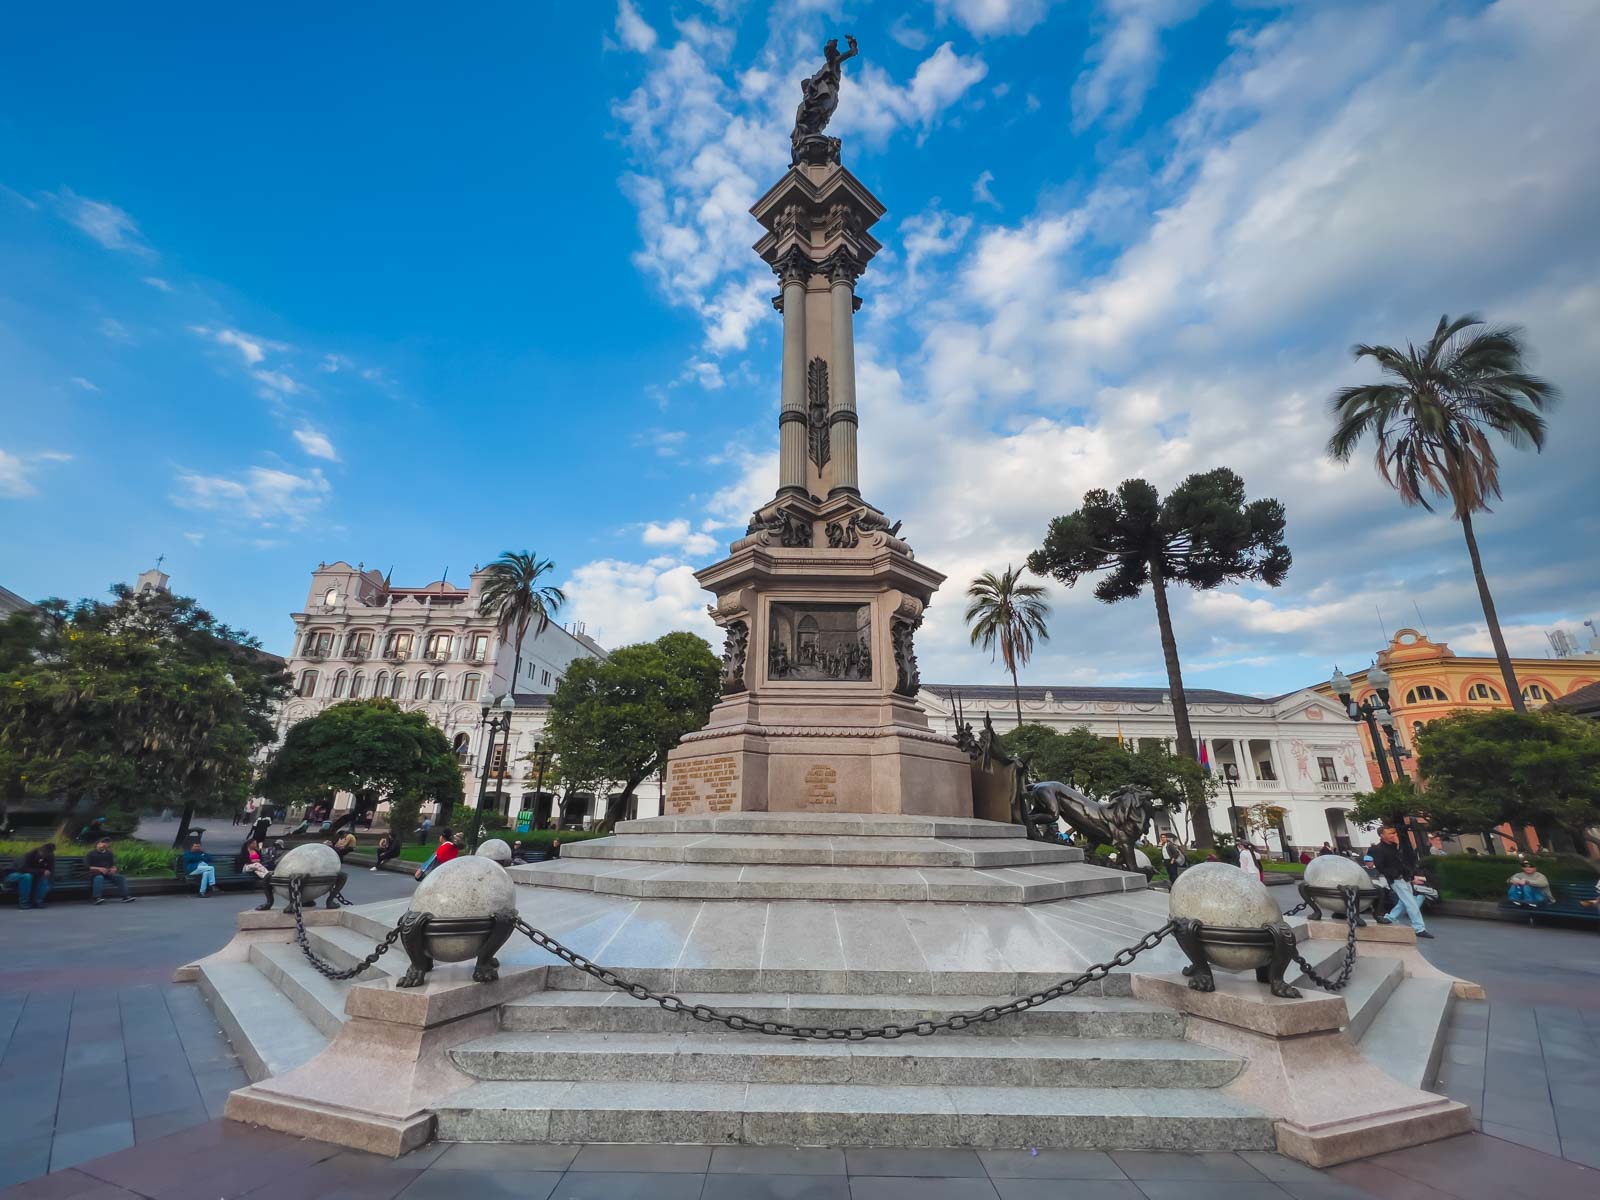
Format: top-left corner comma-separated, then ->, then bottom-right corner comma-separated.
1328,314 -> 1559,712
478,552 -> 565,696
257,699 -> 463,847
544,632 -> 720,830
1027,469 -> 1290,846
965,566 -> 1052,728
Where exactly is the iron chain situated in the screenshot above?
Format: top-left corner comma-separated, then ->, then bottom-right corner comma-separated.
512,915 -> 1179,1041
289,876 -> 404,981
1288,887 -> 1360,992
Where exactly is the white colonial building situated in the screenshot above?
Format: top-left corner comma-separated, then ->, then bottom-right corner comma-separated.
918,683 -> 1375,854
275,561 -> 608,823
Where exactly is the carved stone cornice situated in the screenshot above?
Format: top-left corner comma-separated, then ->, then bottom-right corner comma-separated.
681,722 -> 956,746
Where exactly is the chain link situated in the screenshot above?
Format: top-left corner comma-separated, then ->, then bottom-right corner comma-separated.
1283,900 -> 1310,917
288,877 -> 404,981
1289,887 -> 1360,992
512,915 -> 1178,1041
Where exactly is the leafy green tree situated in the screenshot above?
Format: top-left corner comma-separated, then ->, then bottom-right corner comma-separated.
1000,723 -> 1211,833
544,632 -> 720,830
1414,710 -> 1600,853
965,566 -> 1052,728
1328,315 -> 1559,712
0,585 -> 290,845
478,552 -> 565,695
258,699 -> 462,845
1027,469 -> 1290,845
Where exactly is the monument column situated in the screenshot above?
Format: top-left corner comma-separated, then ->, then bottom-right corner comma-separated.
777,252 -> 810,497
827,256 -> 860,496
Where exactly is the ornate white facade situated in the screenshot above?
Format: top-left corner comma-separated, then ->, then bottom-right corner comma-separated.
274,561 -> 607,820
917,684 -> 1375,852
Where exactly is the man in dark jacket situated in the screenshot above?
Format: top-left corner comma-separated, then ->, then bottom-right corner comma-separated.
1370,826 -> 1431,938
5,843 -> 55,909
87,839 -> 135,904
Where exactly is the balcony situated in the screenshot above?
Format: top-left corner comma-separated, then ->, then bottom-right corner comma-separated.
424,650 -> 451,663
468,653 -> 487,665
303,648 -> 329,661
1317,780 -> 1358,794
384,649 -> 411,662
343,647 -> 370,661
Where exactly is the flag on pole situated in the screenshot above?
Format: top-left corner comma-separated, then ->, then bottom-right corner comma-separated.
1199,741 -> 1212,773
1116,722 -> 1125,748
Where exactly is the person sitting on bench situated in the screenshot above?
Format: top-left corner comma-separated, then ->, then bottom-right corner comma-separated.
181,842 -> 217,896
87,838 -> 135,904
6,843 -> 55,909
1507,860 -> 1553,907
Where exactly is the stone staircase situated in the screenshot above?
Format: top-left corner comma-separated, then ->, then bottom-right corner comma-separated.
190,814 -> 1464,1156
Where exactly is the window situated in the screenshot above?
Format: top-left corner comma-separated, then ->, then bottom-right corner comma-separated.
462,673 -> 482,702
425,632 -> 451,661
346,631 -> 372,658
1257,759 -> 1276,782
306,631 -> 333,657
373,671 -> 388,698
350,672 -> 364,698
451,732 -> 470,759
1412,721 -> 1424,738
1522,683 -> 1549,701
1404,685 -> 1445,703
413,674 -> 429,700
469,633 -> 489,660
542,669 -> 551,686
332,671 -> 348,698
1317,756 -> 1338,783
1467,683 -> 1501,701
298,670 -> 319,697
489,743 -> 508,777
431,674 -> 449,701
323,588 -> 338,606
385,632 -> 413,659
391,673 -> 405,699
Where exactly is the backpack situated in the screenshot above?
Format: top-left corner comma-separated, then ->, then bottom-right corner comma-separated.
1164,842 -> 1187,867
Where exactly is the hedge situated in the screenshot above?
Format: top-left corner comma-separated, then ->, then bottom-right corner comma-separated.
0,838 -> 178,877
1428,853 -> 1598,901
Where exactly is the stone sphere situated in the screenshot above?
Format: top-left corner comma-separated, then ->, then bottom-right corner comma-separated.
476,838 -> 513,866
1304,854 -> 1376,914
409,855 -> 517,963
1168,861 -> 1282,970
274,842 -> 342,902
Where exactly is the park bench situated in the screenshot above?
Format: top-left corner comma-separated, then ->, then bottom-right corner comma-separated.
174,858 -> 260,894
1499,879 -> 1600,928
0,855 -> 101,903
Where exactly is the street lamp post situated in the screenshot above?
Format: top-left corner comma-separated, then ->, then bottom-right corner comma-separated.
473,694 -> 517,822
1331,664 -> 1425,858
1222,764 -> 1243,841
530,740 -> 553,828
496,692 -> 515,823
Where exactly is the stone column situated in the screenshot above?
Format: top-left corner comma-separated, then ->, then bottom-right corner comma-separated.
777,253 -> 810,496
827,257 -> 860,496
1236,740 -> 1252,785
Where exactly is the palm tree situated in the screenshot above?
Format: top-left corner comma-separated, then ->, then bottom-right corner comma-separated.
477,552 -> 566,698
965,566 -> 1052,728
1328,314 -> 1559,713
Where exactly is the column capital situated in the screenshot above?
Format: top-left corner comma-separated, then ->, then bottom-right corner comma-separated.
822,248 -> 863,286
771,245 -> 815,286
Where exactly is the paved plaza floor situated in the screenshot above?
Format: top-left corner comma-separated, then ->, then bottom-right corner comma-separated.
2,870 -> 1594,1198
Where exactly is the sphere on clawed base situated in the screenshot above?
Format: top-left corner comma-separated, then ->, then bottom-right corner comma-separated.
409,856 -> 516,962
476,838 -> 513,866
1168,860 -> 1281,970
1303,854 -> 1375,915
273,843 -> 341,902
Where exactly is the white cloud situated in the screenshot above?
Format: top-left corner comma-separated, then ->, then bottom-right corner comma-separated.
640,518 -> 721,558
0,449 -> 72,498
69,376 -> 100,392
142,276 -> 173,292
53,188 -> 151,254
615,0 -> 657,53
972,169 -> 999,208
292,427 -> 339,461
319,353 -> 351,373
183,531 -> 205,545
1073,0 -> 1202,132
635,428 -> 688,457
252,368 -> 301,395
99,318 -> 133,343
172,464 -> 330,526
562,558 -> 717,648
837,45 -> 989,147
890,17 -> 930,51
189,325 -> 285,366
931,0 -> 1056,38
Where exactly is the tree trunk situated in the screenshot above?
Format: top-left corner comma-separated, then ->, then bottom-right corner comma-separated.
1150,564 -> 1214,847
1460,511 -> 1525,712
1011,664 -> 1024,730
172,799 -> 196,849
598,781 -> 640,834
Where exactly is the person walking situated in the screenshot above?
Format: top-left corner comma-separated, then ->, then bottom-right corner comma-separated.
1236,841 -> 1263,882
181,842 -> 217,896
87,839 -> 135,904
6,843 -> 56,909
1372,825 -> 1431,937
1159,833 -> 1187,883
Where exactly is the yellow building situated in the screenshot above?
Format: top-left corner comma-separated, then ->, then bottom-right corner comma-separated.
1312,628 -> 1600,789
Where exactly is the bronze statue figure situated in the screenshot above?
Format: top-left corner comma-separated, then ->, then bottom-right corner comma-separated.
1029,780 -> 1155,871
792,36 -> 859,165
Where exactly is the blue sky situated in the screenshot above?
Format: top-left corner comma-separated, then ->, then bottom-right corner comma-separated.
3,0 -> 1596,696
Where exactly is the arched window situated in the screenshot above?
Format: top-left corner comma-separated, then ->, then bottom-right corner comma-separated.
1404,684 -> 1445,704
298,670 -> 319,697
323,587 -> 338,606
425,632 -> 452,662
350,672 -> 365,698
332,671 -> 348,698
462,673 -> 482,702
1467,683 -> 1501,701
431,674 -> 449,701
451,732 -> 470,759
1522,683 -> 1549,701
413,674 -> 429,700
391,673 -> 405,699
373,671 -> 388,698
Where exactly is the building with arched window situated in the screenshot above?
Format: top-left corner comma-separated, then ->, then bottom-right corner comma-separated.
272,560 -> 610,819
1311,628 -> 1600,790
